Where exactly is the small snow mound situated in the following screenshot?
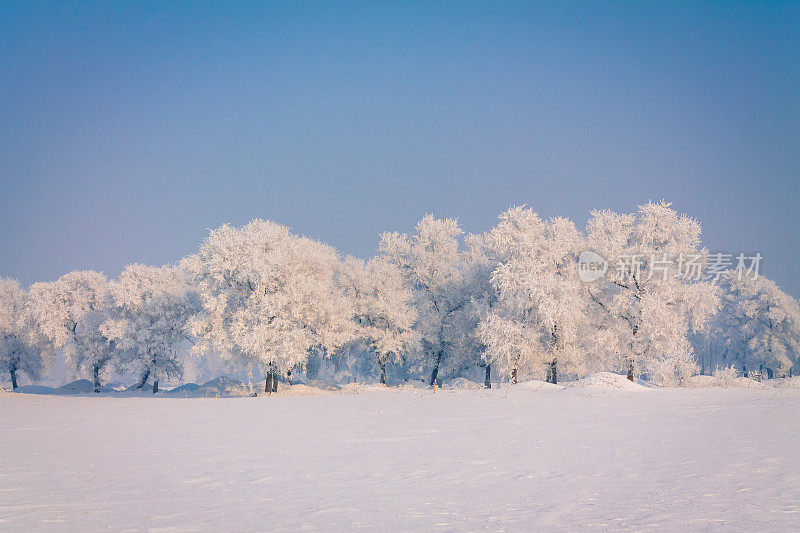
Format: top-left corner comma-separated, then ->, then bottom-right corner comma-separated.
683,373 -> 770,389
685,375 -> 717,388
190,376 -> 249,397
773,376 -> 800,389
303,380 -> 341,392
358,383 -> 397,393
104,381 -> 129,392
252,379 -> 337,396
513,379 -> 564,391
280,383 -> 338,396
341,383 -> 360,394
443,377 -> 482,390
731,377 -> 768,389
57,379 -> 111,394
339,382 -> 397,394
566,372 -> 648,390
281,384 -> 318,396
167,383 -> 201,395
14,385 -> 56,395
687,376 -> 767,389
395,380 -> 429,390
124,382 -> 153,392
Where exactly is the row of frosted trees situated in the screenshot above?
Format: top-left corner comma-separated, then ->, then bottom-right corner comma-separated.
2,201 -> 799,393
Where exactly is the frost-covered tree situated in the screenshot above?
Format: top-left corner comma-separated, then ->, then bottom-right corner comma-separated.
27,270 -> 116,392
338,257 -> 420,384
186,220 -> 354,393
102,264 -> 200,393
698,273 -> 800,377
0,278 -> 45,389
380,215 -> 468,385
454,233 -> 499,387
585,201 -> 719,385
477,208 -> 591,384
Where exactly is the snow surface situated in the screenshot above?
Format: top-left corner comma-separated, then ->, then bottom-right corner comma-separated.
565,371 -> 651,390
1,384 -> 799,531
56,379 -> 113,394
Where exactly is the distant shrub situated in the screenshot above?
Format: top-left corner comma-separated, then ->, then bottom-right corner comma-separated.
712,365 -> 738,387
646,352 -> 699,387
777,376 -> 800,389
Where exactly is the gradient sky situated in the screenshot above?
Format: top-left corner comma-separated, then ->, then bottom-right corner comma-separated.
1,1 -> 798,296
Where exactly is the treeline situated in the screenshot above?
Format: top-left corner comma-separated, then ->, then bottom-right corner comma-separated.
2,201 -> 799,393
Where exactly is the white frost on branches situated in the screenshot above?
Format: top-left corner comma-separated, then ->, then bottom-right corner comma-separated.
338,256 -> 420,383
185,220 -> 354,386
0,278 -> 45,389
102,263 -> 200,393
1,201 -> 793,390
699,273 -> 800,376
379,215 -> 468,384
26,270 -> 115,392
585,201 -> 720,385
477,207 -> 591,384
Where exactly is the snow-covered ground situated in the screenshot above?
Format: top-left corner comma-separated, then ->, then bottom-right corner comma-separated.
1,380 -> 799,531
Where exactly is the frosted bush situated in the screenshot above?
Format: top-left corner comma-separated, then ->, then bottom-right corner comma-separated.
776,376 -> 800,389
712,365 -> 738,387
646,351 -> 699,387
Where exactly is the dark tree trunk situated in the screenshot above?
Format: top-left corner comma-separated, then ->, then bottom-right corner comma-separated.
484,364 -> 491,389
626,360 -> 635,382
150,356 -> 158,393
428,349 -> 443,386
510,352 -> 522,385
379,360 -> 387,385
547,360 -> 558,385
93,364 -> 101,393
286,368 -> 293,385
266,362 -> 278,393
10,365 -> 18,390
135,368 -> 150,389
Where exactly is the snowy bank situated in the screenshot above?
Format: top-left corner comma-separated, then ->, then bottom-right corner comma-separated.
1,386 -> 798,530
563,371 -> 650,391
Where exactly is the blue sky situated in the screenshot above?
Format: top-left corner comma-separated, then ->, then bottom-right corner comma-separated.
1,1 -> 798,296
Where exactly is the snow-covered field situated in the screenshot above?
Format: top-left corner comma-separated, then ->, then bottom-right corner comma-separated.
2,379 -> 799,531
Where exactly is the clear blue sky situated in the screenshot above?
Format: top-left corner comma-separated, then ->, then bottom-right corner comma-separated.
1,1 -> 798,296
